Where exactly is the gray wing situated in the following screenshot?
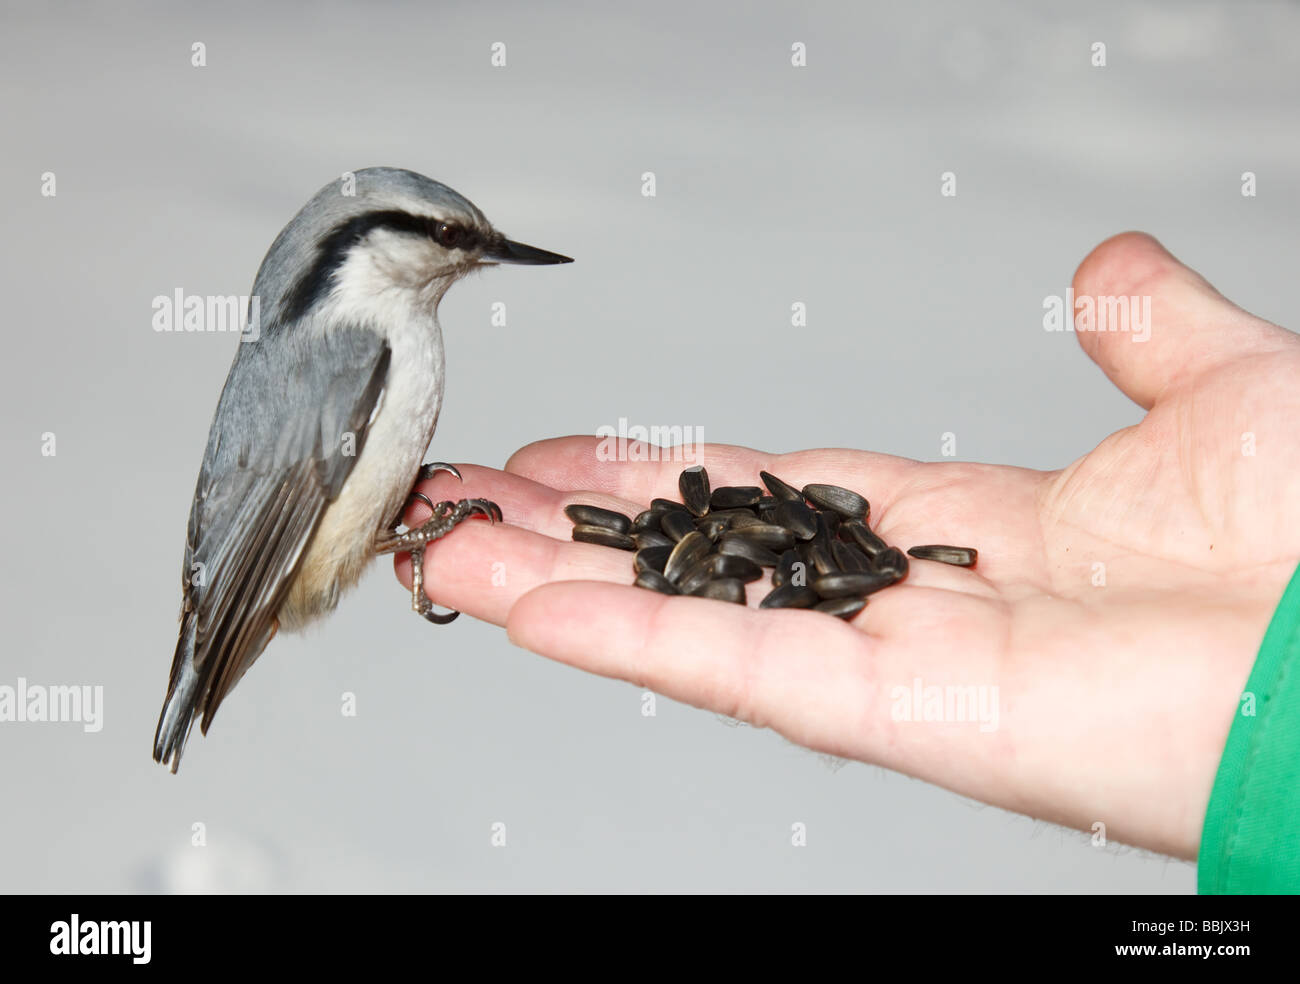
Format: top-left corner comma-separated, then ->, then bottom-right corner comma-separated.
154,324 -> 391,771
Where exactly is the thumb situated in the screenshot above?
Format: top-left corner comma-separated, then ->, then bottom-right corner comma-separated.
1070,232 -> 1292,409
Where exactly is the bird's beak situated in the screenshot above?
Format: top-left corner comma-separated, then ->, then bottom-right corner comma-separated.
484,237 -> 574,265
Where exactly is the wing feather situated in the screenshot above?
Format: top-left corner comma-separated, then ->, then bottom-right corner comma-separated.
154,325 -> 391,770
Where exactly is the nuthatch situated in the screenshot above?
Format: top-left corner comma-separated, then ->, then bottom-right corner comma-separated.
154,167 -> 571,771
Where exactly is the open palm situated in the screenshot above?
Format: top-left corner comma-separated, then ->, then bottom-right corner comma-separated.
398,233 -> 1300,860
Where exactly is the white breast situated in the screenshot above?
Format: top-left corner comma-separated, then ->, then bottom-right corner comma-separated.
278,244 -> 451,631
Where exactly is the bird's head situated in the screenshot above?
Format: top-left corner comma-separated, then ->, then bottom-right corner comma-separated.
255,167 -> 572,328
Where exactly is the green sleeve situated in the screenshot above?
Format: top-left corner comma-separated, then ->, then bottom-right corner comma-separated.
1199,562 -> 1300,894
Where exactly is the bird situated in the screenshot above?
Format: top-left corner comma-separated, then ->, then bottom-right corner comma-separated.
153,167 -> 572,772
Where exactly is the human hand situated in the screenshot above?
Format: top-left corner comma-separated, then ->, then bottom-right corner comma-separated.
397,232 -> 1300,860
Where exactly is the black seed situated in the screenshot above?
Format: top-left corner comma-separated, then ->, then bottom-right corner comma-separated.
807,542 -> 838,576
563,504 -> 632,534
677,564 -> 716,596
758,495 -> 777,509
724,512 -> 767,530
651,497 -> 690,514
831,539 -> 871,573
795,540 -> 816,568
664,531 -> 711,582
815,597 -> 867,619
813,511 -> 835,546
678,466 -> 711,517
759,583 -> 820,609
633,545 -> 672,574
872,547 -> 910,582
717,537 -> 781,568
907,545 -> 978,567
772,548 -> 798,586
634,530 -> 674,549
634,569 -> 679,595
722,524 -> 796,551
802,483 -> 870,520
661,510 -> 697,542
695,577 -> 747,604
632,509 -> 663,533
840,519 -> 889,558
773,500 -> 818,540
812,571 -> 893,599
572,525 -> 636,550
709,485 -> 762,510
694,516 -> 730,540
759,470 -> 804,503
701,552 -> 763,583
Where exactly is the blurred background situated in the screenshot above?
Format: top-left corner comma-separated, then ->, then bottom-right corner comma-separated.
1,0 -> 1297,892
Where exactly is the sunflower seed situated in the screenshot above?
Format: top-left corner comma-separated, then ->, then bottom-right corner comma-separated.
632,509 -> 663,533
773,500 -> 818,540
563,504 -> 632,534
759,583 -> 820,609
873,546 -> 910,582
634,545 -> 672,574
717,536 -> 781,568
803,483 -> 869,520
812,571 -> 893,599
634,530 -> 674,549
664,531 -> 711,582
695,577 -> 747,604
677,564 -> 716,596
700,552 -> 763,583
678,466 -> 711,517
831,539 -> 871,573
572,525 -> 636,550
772,548 -> 798,586
807,543 -> 838,576
722,524 -> 795,551
660,510 -> 697,542
758,495 -> 777,509
709,485 -> 762,510
634,569 -> 679,595
759,470 -> 804,502
815,597 -> 867,619
907,545 -> 978,567
694,515 -> 730,540
651,497 -> 690,514
839,519 -> 888,558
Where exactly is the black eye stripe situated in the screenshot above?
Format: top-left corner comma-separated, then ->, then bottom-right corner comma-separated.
281,210 -> 480,323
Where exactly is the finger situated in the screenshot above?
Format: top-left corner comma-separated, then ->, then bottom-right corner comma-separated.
506,581 -> 1007,779
1070,231 -> 1295,409
505,436 -> 922,511
393,520 -> 637,626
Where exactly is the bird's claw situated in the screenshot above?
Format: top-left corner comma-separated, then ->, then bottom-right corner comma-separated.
418,461 -> 463,484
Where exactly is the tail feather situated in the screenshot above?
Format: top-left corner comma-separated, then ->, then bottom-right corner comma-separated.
154,614 -> 201,774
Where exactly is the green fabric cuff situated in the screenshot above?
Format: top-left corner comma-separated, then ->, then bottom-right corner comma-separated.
1198,562 -> 1300,894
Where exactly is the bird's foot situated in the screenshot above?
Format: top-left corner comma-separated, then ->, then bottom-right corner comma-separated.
376,484 -> 503,626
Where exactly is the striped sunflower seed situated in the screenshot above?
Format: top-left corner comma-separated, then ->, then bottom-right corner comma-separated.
572,525 -> 636,550
802,483 -> 869,520
563,504 -> 632,534
678,466 -> 711,517
907,545 -> 978,567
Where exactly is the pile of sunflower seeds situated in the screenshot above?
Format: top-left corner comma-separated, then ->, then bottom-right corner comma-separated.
564,466 -> 977,620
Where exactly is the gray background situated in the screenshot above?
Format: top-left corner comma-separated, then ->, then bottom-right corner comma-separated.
2,0 -> 1297,892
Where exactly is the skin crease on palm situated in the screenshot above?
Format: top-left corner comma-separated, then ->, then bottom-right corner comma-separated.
394,232 -> 1300,862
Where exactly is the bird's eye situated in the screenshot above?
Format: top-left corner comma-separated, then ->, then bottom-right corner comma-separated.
434,222 -> 465,249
